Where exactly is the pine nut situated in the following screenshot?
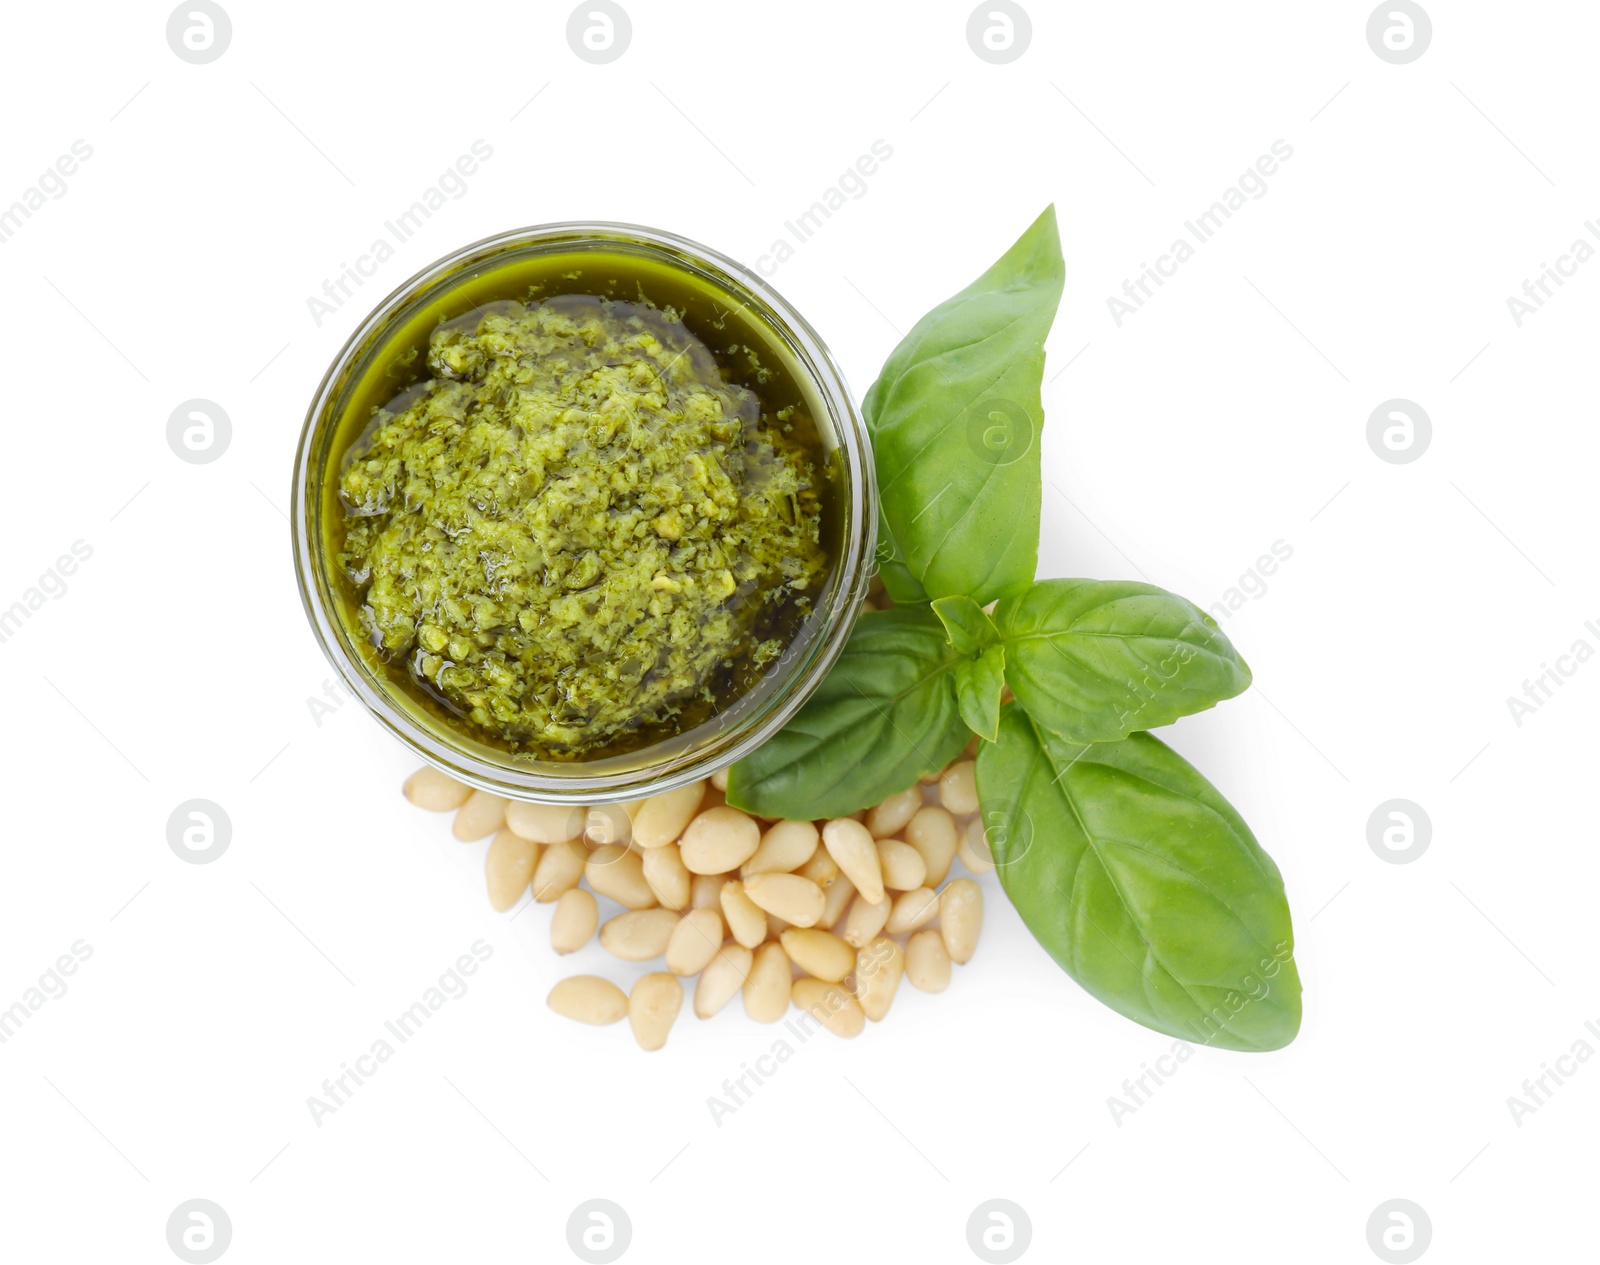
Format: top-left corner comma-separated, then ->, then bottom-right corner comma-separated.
791,978 -> 865,1038
628,972 -> 683,1051
818,872 -> 856,930
877,838 -> 927,891
680,806 -> 761,874
404,766 -> 472,811
719,881 -> 768,949
884,887 -> 940,935
958,817 -> 994,875
666,907 -> 725,975
905,806 -> 959,886
532,840 -> 587,901
453,790 -> 508,841
744,872 -> 825,926
632,780 -> 706,848
905,929 -> 952,993
710,766 -> 730,791
939,760 -> 979,815
641,843 -> 691,911
691,873 -> 727,910
585,801 -> 638,847
867,786 -> 922,838
599,909 -> 679,961
940,879 -> 983,964
742,819 -> 819,877
797,849 -> 839,887
852,936 -> 905,1021
821,818 -> 885,904
547,975 -> 627,1025
585,845 -> 657,911
550,888 -> 598,954
779,928 -> 855,983
505,800 -> 586,844
694,945 -> 753,1017
842,893 -> 892,948
485,829 -> 539,912
743,942 -> 792,1023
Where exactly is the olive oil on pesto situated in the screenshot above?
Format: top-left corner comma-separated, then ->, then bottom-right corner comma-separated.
323,250 -> 837,761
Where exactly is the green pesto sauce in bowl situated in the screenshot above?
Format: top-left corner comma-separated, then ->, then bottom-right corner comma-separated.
327,268 -> 833,761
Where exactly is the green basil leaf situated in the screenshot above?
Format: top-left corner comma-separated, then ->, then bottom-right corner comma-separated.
977,704 -> 1300,1052
873,557 -> 928,606
994,578 -> 1251,743
862,205 -> 1064,605
931,594 -> 999,655
955,644 -> 1005,742
726,607 -> 971,819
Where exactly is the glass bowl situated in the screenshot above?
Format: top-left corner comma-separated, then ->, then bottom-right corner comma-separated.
291,222 -> 876,804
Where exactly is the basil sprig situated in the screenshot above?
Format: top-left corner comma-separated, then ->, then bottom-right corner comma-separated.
727,207 -> 1301,1051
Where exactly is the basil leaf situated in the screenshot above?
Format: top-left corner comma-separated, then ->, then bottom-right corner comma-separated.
863,205 -> 1064,605
931,594 -> 998,655
977,705 -> 1300,1052
726,607 -> 971,819
955,644 -> 1005,742
873,556 -> 928,606
994,578 -> 1251,744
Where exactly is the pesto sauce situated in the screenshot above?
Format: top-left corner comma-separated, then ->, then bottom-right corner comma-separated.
333,282 -> 830,760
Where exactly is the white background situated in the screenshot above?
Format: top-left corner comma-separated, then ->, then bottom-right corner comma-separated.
1,2 -> 1594,1261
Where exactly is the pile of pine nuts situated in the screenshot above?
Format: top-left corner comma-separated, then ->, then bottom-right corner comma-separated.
403,751 -> 992,1051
